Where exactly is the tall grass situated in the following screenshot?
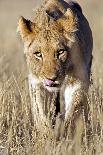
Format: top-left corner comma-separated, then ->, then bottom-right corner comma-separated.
0,75 -> 103,154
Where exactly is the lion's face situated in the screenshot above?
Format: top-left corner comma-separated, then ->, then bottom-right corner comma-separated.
26,27 -> 73,91
18,3 -> 77,91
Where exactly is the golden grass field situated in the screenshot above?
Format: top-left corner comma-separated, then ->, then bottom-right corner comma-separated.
0,0 -> 103,154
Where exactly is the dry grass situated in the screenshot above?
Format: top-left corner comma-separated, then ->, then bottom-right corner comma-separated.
0,0 -> 103,154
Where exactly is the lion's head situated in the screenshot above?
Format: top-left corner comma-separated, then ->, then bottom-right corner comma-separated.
18,0 -> 92,91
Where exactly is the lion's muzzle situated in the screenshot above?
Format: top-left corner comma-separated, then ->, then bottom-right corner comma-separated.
43,79 -> 59,87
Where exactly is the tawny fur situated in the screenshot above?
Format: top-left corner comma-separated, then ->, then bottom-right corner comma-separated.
18,0 -> 93,136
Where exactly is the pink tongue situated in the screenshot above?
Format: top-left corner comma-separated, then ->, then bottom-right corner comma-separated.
43,79 -> 55,87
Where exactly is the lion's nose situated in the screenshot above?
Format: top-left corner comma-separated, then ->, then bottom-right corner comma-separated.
43,79 -> 56,87
43,78 -> 59,87
42,73 -> 59,86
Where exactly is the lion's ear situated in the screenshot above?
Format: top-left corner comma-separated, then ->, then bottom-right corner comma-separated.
58,8 -> 77,32
18,16 -> 39,42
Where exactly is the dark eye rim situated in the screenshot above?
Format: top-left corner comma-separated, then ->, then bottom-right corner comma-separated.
58,49 -> 66,54
57,49 -> 67,57
33,51 -> 42,58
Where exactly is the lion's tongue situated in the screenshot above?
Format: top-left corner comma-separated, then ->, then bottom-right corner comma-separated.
43,79 -> 56,87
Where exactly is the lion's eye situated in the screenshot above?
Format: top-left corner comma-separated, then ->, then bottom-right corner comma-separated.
33,52 -> 42,59
57,49 -> 67,58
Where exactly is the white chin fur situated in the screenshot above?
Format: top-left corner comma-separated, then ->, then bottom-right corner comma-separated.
45,86 -> 60,92
29,74 -> 60,92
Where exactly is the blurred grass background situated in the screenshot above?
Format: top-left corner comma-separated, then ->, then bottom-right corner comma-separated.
0,0 -> 103,154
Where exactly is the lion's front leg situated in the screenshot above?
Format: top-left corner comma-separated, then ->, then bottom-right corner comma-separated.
63,82 -> 87,137
64,82 -> 84,120
28,74 -> 60,127
62,83 -> 85,153
63,82 -> 91,152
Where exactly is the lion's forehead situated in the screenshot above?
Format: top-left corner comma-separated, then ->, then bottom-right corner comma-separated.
28,17 -> 73,53
29,34 -> 67,52
38,25 -> 63,41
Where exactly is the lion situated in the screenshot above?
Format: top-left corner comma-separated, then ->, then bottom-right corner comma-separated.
18,0 -> 93,137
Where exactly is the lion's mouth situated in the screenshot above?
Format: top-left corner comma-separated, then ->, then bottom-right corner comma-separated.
43,79 -> 60,87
